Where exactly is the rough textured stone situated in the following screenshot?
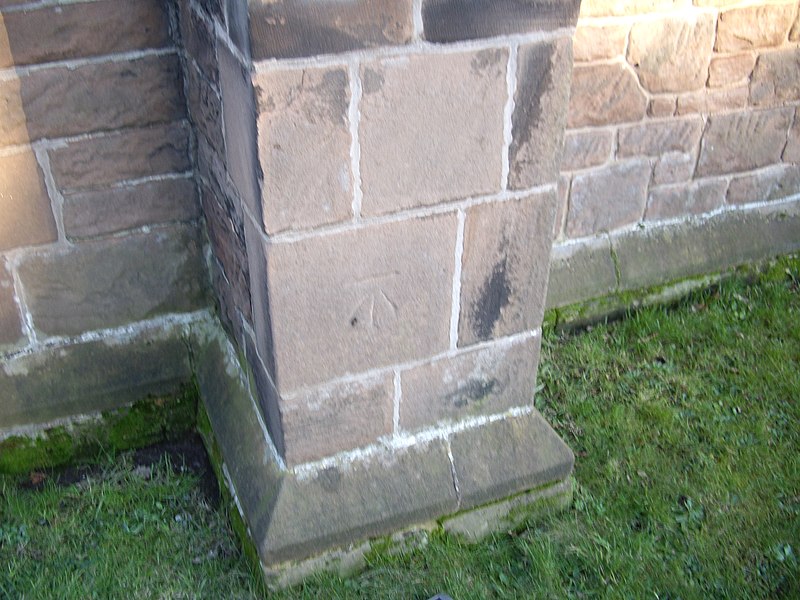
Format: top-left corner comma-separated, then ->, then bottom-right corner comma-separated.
567,63 -> 647,128
360,50 -> 507,215
244,216 -> 277,381
179,0 -> 218,84
226,0 -> 250,58
707,53 -> 756,88
254,65 -> 352,233
449,410 -> 574,510
49,123 -> 191,193
696,108 -> 793,176
792,9 -> 800,41
0,258 -> 23,349
0,0 -> 170,69
0,55 -> 185,147
627,14 -> 715,93
509,38 -> 573,189
617,118 -> 703,158
242,328 -> 284,458
266,214 -> 456,391
546,237 -> 618,308
249,0 -> 413,60
0,149 -> 58,252
0,324 -> 192,429
422,0 -> 580,43
63,178 -> 200,240
676,86 -> 748,115
185,60 -> 225,156
18,225 -> 207,337
646,180 -> 726,221
580,0 -> 683,16
726,165 -> 800,205
400,334 -> 540,432
573,24 -> 628,62
785,110 -> 800,163
459,192 -> 556,346
567,160 -> 651,237
281,374 -> 393,465
715,4 -> 796,52
648,96 -> 677,118
554,176 -> 570,239
653,152 -> 696,185
749,49 -> 800,108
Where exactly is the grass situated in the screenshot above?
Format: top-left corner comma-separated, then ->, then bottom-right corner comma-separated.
1,255 -> 799,599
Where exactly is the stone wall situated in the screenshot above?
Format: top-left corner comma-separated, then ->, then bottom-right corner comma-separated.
0,0 -> 208,430
548,0 -> 800,309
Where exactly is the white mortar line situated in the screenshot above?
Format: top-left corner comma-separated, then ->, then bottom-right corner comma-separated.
108,171 -> 194,190
348,61 -> 364,220
445,439 -> 462,507
9,264 -> 38,347
392,370 -> 402,436
501,43 -> 518,191
412,0 -> 424,41
448,209 -> 466,350
0,47 -> 177,80
32,147 -> 68,245
221,463 -> 252,537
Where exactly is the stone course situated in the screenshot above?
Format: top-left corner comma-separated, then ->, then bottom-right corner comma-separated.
715,3 -> 796,52
568,63 -> 647,127
646,179 -> 727,221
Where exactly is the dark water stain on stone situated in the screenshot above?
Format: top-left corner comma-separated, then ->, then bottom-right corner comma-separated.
449,378 -> 497,409
472,253 -> 511,341
317,466 -> 342,492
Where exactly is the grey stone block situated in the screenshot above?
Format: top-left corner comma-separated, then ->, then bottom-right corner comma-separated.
646,179 -> 727,221
179,0 -> 219,85
561,129 -> 612,172
567,63 -> 647,128
185,59 -> 225,157
0,149 -> 57,252
727,165 -> 800,206
545,237 -> 618,309
749,48 -> 800,108
617,117 -> 703,158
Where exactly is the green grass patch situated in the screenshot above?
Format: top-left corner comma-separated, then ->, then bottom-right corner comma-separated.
2,255 -> 799,598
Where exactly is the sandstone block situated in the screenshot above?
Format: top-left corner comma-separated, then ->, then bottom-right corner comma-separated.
186,60 -> 225,157
18,225 -> 207,337
49,123 -> 190,193
646,179 -> 726,221
676,86 -> 748,115
554,176 -> 570,239
254,65 -> 352,233
546,237 -> 618,308
653,152 -> 696,185
0,0 -> 169,69
707,53 -> 756,88
792,9 -> 800,41
360,50 -> 507,215
243,216 -> 277,381
400,334 -> 540,432
580,0 -> 684,16
422,0 -> 580,43
628,14 -> 715,93
561,130 -> 612,171
617,117 -> 703,158
179,0 -> 218,84
0,149 -> 58,252
0,258 -> 23,349
567,63 -> 647,128
266,214 -> 456,391
249,0 -> 413,60
726,165 -> 800,205
281,374 -> 394,464
749,49 -> 800,108
459,192 -> 555,346
648,96 -> 677,118
784,110 -> 800,163
567,160 -> 651,237
63,178 -> 200,240
573,24 -> 628,62
696,108 -> 793,176
715,4 -> 796,52
199,179 -> 247,287
509,38 -> 573,189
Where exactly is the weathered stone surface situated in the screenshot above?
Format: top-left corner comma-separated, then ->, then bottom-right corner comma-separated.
509,38 -> 573,189
707,53 -> 756,88
360,50 -> 507,215
18,225 -> 207,337
726,165 -> 800,205
449,410 -> 574,510
614,200 -> 800,292
785,110 -> 800,163
254,65 -> 352,233
696,108 -> 793,176
282,374 -> 393,464
185,60 -> 225,156
573,23 -> 628,62
792,9 -> 800,41
554,176 -> 570,239
0,55 -> 185,147
653,152 -> 696,185
0,0 -> 170,69
459,192 -> 556,346
422,0 -> 580,43
715,3 -> 796,52
628,14 -> 715,93
249,0 -> 413,60
244,216 -> 277,381
580,0 -> 683,16
266,214 -> 456,391
400,334 -> 540,432
648,96 -> 677,118
617,117 -> 703,157
49,123 -> 191,193
749,49 -> 800,108
179,0 -> 218,84
546,237 -> 618,308
676,86 -> 748,115
0,324 -> 191,429
567,63 -> 647,128
0,149 -> 57,252
567,160 -> 651,237
63,178 -> 199,240
0,258 -> 23,349
226,0 -> 250,58
242,328 -> 284,458
646,179 -> 726,221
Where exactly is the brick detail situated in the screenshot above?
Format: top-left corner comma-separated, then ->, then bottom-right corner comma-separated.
696,108 -> 794,176
749,49 -> 800,108
617,118 -> 703,158
568,63 -> 647,128
360,50 -> 507,216
567,160 -> 651,237
0,149 -> 57,252
0,258 -> 24,349
726,165 -> 800,206
561,129 -> 612,171
253,66 -> 352,233
707,53 -> 756,89
573,24 -> 628,62
715,4 -> 796,52
646,179 -> 726,221
249,0 -> 413,60
266,214 -> 456,391
458,192 -> 555,346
